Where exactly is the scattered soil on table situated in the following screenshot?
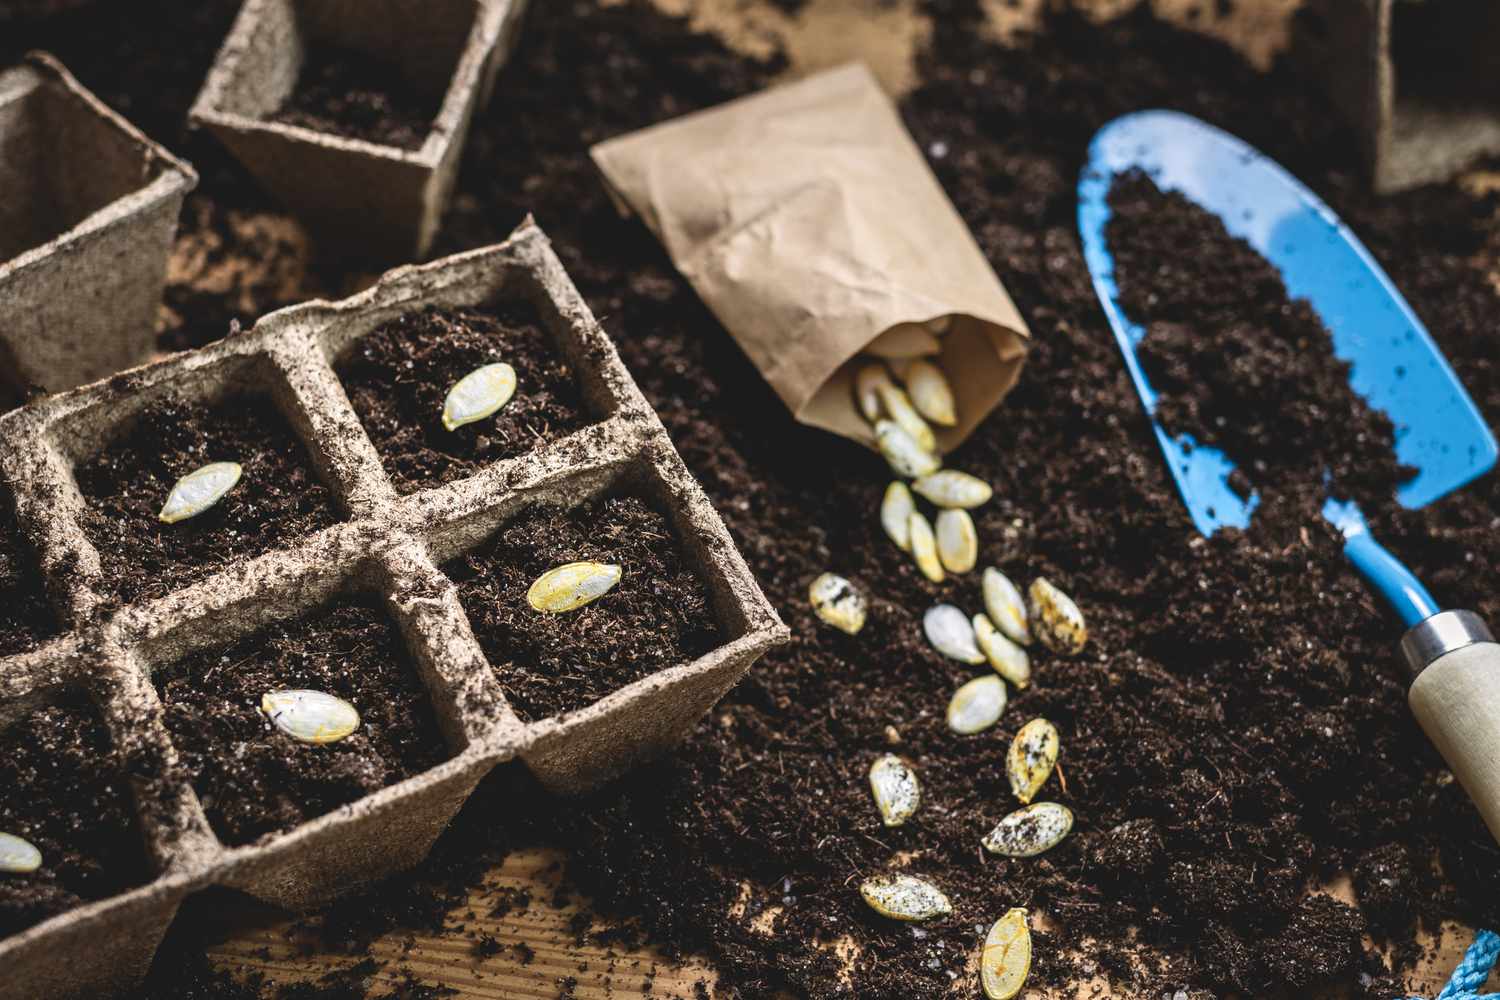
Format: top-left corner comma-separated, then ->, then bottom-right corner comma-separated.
0,486 -> 57,657
153,596 -> 451,846
269,42 -> 438,150
446,495 -> 721,722
74,388 -> 341,607
336,302 -> 595,494
0,692 -> 152,939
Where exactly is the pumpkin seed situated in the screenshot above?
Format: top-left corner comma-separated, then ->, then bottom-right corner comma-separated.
261,689 -> 360,745
881,481 -> 915,552
868,753 -> 921,827
859,873 -> 952,921
1008,718 -> 1059,804
877,383 -> 937,454
908,511 -> 945,583
528,561 -> 622,613
0,832 -> 41,874
973,614 -> 1029,688
442,362 -> 517,431
876,420 -> 940,479
947,675 -> 1006,734
925,604 -> 984,664
809,573 -> 867,635
912,470 -> 993,509
982,568 -> 1031,646
866,322 -> 943,359
1028,577 -> 1087,654
855,363 -> 894,424
981,802 -> 1073,858
980,908 -> 1032,999
159,461 -> 242,523
935,509 -> 978,574
903,359 -> 957,427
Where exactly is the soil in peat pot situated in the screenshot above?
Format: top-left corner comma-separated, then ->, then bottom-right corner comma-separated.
269,42 -> 439,151
153,596 -> 451,846
336,302 -> 596,494
0,486 -> 57,657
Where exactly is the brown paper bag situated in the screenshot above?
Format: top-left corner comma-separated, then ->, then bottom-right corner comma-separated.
591,62 -> 1029,452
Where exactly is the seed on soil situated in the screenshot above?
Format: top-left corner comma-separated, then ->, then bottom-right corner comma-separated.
1008,718 -> 1059,804
877,383 -> 937,454
441,361 -> 517,431
924,604 -> 985,664
527,561 -> 623,613
980,908 -> 1032,999
261,689 -> 361,745
855,362 -> 895,424
809,572 -> 867,635
865,322 -> 943,359
912,470 -> 992,509
983,568 -> 1031,646
947,675 -> 1007,735
981,802 -> 1073,858
936,509 -> 978,573
974,613 -> 1030,688
903,359 -> 957,427
859,873 -> 952,921
877,420 -> 941,479
1028,577 -> 1087,655
158,460 -> 242,524
868,753 -> 921,827
909,510 -> 945,583
881,481 -> 915,552
0,831 -> 41,874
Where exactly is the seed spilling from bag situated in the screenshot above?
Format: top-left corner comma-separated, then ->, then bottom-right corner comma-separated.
261,689 -> 360,745
903,359 -> 957,427
866,322 -> 943,359
528,561 -> 623,613
876,383 -> 937,454
913,470 -> 992,509
1028,577 -> 1087,654
0,832 -> 41,874
877,420 -> 940,479
1008,718 -> 1059,803
442,362 -> 517,431
947,674 -> 1006,734
980,908 -> 1032,999
936,509 -> 978,574
983,568 -> 1031,646
924,604 -> 985,664
855,363 -> 895,423
881,481 -> 915,552
159,461 -> 242,523
908,510 -> 945,583
869,753 -> 921,827
981,802 -> 1074,858
809,572 -> 867,635
974,613 -> 1030,689
859,873 -> 952,921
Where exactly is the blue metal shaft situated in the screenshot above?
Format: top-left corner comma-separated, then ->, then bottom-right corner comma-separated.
1343,531 -> 1439,627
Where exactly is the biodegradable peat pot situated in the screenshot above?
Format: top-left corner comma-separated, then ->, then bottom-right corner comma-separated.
188,0 -> 529,261
0,220 -> 785,998
0,52 -> 196,395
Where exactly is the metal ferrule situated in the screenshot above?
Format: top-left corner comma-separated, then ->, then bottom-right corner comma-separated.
1401,610 -> 1496,680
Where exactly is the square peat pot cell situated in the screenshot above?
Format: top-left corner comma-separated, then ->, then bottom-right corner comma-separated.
0,485 -> 58,658
0,52 -> 196,393
189,0 -> 528,260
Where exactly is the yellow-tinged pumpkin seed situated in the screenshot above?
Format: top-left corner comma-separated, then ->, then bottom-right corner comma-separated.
855,363 -> 895,424
528,561 -> 622,613
876,383 -> 937,454
809,573 -> 867,635
866,322 -> 943,359
0,832 -> 41,874
935,509 -> 978,574
1008,718 -> 1059,804
261,690 -> 360,745
868,753 -> 921,827
981,803 -> 1073,858
907,510 -> 945,583
1028,577 -> 1087,654
159,461 -> 242,523
983,568 -> 1031,646
924,603 -> 984,664
442,362 -> 517,431
876,420 -> 940,479
980,908 -> 1032,999
881,481 -> 915,552
947,674 -> 1006,734
903,359 -> 957,427
913,470 -> 993,509
859,873 -> 952,921
974,613 -> 1030,688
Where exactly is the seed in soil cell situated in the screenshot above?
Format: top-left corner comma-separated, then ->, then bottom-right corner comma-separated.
877,420 -> 940,479
981,802 -> 1073,858
877,383 -> 937,454
903,359 -> 957,427
980,908 -> 1032,999
936,509 -> 978,573
868,753 -> 921,827
983,568 -> 1031,646
866,322 -> 943,359
1008,718 -> 1059,804
0,831 -> 41,873
881,481 -> 915,552
855,362 -> 894,424
913,470 -> 992,509
442,362 -> 518,431
925,604 -> 984,664
809,572 -> 867,635
947,675 -> 1006,735
1028,577 -> 1087,655
527,561 -> 623,613
908,510 -> 945,583
158,461 -> 242,524
974,613 -> 1030,688
859,873 -> 952,921
261,689 -> 361,745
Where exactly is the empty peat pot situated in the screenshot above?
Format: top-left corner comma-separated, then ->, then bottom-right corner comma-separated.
0,52 -> 196,397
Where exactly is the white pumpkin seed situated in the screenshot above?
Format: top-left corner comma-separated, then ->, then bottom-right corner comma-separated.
982,568 -> 1032,646
913,470 -> 993,509
903,359 -> 957,427
809,573 -> 867,635
980,908 -> 1032,999
946,674 -> 1006,735
1028,577 -> 1087,655
868,753 -> 921,827
974,613 -> 1030,689
909,511 -> 944,583
158,461 -> 242,524
924,604 -> 985,664
859,873 -> 952,921
927,315 -> 953,335
981,803 -> 1073,858
442,362 -> 517,431
876,383 -> 937,454
854,362 -> 895,424
0,832 -> 41,874
261,689 -> 360,745
876,420 -> 940,479
935,509 -> 978,574
528,561 -> 623,613
866,322 -> 943,359
1008,718 -> 1059,804
881,481 -> 915,552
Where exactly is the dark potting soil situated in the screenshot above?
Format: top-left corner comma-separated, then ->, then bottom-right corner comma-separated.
0,692 -> 152,939
73,388 -> 341,607
445,495 -> 721,721
336,302 -> 594,495
153,596 -> 451,846
0,487 -> 57,657
269,42 -> 438,150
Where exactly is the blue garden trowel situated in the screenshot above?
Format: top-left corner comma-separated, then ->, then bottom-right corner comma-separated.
1077,111 -> 1500,841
